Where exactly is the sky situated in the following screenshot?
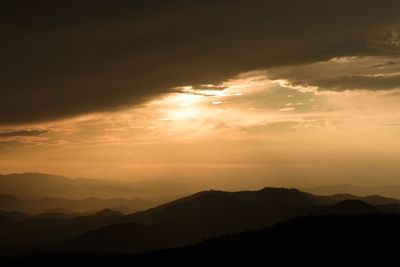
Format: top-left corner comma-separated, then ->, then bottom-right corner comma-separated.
1,1 -> 400,188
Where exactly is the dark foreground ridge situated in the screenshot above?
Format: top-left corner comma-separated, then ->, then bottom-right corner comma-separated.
13,213 -> 400,266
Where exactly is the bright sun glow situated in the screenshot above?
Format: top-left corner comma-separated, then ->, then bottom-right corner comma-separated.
159,92 -> 203,121
171,93 -> 203,107
157,85 -> 232,121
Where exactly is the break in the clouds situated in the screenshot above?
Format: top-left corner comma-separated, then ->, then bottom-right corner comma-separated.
2,0 -> 400,125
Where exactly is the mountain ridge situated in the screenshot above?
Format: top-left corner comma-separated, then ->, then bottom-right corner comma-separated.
46,188 -> 400,254
1,186 -> 400,260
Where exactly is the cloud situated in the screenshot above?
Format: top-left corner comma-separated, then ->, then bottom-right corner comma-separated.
309,74 -> 400,91
0,129 -> 48,138
1,0 -> 400,124
268,56 -> 400,92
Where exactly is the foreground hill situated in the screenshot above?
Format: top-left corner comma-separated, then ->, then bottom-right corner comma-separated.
139,213 -> 400,264
15,213 -> 400,266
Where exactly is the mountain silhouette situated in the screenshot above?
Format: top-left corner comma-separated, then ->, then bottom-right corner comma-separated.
0,211 -> 31,222
44,188 -> 400,254
304,184 -> 400,199
320,199 -> 379,214
0,194 -> 151,214
14,213 -> 400,266
59,222 -> 197,253
0,209 -> 124,245
2,187 -> 400,265
119,187 -> 399,226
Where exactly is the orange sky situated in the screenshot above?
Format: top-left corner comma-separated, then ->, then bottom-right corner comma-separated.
2,56 -> 400,188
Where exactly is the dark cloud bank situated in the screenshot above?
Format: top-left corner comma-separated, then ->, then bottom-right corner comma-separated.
1,0 -> 400,125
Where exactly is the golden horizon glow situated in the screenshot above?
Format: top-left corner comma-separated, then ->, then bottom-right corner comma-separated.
1,56 -> 400,190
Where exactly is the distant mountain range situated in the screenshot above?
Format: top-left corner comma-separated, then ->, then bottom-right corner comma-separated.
3,172 -> 400,202
0,194 -> 152,214
2,174 -> 400,265
303,184 -> 400,199
1,186 -> 400,265
0,173 -> 141,199
0,173 -> 205,201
